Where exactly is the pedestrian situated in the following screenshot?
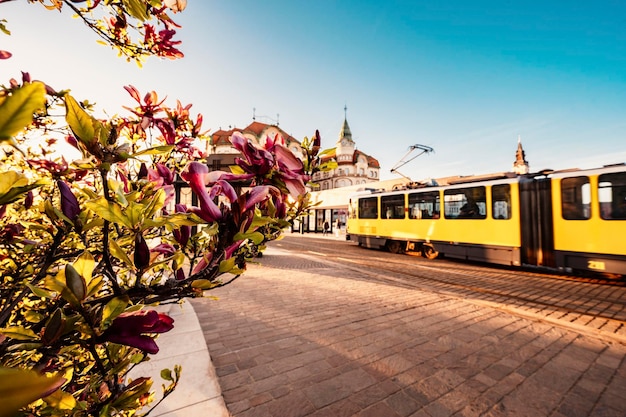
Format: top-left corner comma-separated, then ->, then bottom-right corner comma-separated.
323,221 -> 329,236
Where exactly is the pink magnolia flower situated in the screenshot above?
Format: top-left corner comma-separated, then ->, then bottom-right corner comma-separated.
229,132 -> 309,198
102,310 -> 174,354
147,163 -> 176,205
180,162 -> 240,222
230,132 -> 274,176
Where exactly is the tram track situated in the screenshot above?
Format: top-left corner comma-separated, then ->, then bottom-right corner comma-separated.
272,236 -> 626,326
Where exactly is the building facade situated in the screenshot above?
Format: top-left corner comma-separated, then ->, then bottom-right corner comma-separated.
208,121 -> 304,160
311,115 -> 380,190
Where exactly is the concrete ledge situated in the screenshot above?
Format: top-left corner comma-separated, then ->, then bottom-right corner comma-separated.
129,301 -> 230,417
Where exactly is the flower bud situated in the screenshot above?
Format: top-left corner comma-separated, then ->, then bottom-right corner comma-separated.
134,234 -> 150,270
57,180 -> 80,221
24,191 -> 33,209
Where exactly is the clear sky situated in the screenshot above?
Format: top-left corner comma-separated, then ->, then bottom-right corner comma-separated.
3,1 -> 626,181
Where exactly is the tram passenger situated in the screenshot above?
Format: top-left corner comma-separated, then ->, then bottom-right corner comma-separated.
459,201 -> 480,218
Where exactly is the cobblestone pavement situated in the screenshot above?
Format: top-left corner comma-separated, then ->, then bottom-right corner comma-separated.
192,243 -> 626,417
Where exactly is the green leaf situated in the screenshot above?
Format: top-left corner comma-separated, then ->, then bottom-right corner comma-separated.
0,20 -> 11,36
122,0 -> 151,21
132,145 -> 175,156
126,201 -> 145,229
73,251 -> 95,284
0,171 -> 45,205
65,264 -> 86,302
109,237 -> 134,268
319,160 -> 338,171
86,275 -> 104,298
44,389 -> 77,410
191,279 -> 214,290
25,282 -> 55,299
249,214 -> 273,229
233,231 -> 265,245
218,257 -> 236,273
0,82 -> 46,143
102,296 -> 129,328
85,197 -> 131,227
0,367 -> 65,417
229,165 -> 246,175
64,94 -> 96,147
143,188 -> 166,220
160,368 -> 173,381
42,308 -> 65,345
0,326 -> 38,341
318,147 -> 336,157
165,212 -> 204,226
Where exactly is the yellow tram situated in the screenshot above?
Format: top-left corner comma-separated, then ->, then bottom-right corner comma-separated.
346,164 -> 626,276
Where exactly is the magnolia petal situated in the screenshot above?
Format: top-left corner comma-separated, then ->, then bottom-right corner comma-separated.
275,144 -> 305,172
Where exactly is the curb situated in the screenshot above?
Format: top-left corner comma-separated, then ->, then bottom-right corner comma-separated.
129,301 -> 230,417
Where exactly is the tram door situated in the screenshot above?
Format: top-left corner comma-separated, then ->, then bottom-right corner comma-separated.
519,177 -> 556,267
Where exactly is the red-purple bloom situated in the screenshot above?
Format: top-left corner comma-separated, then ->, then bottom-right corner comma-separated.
143,25 -> 184,59
231,132 -> 275,176
151,243 -> 176,257
102,310 -> 174,354
180,162 -> 221,222
273,144 -> 308,197
180,163 -> 242,223
147,163 -> 176,205
229,132 -> 309,198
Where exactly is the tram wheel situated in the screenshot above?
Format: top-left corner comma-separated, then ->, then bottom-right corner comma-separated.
422,244 -> 439,259
386,240 -> 405,254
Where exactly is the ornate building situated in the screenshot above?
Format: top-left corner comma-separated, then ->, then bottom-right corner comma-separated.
311,111 -> 380,190
207,113 -> 381,192
207,121 -> 303,160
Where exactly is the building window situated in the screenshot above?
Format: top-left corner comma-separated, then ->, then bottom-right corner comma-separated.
599,172 -> 626,219
561,177 -> 590,220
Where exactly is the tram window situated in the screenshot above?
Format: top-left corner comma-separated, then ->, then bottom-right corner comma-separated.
408,191 -> 440,219
381,195 -> 406,219
599,172 -> 626,220
358,197 -> 378,219
492,184 -> 511,220
444,186 -> 486,219
561,177 -> 590,220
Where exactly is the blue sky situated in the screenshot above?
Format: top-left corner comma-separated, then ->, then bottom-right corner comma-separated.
3,1 -> 626,181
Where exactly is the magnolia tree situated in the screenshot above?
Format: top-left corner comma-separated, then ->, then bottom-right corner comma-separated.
0,1 -> 335,416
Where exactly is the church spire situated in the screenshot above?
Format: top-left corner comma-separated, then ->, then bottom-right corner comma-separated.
513,135 -> 529,175
336,105 -> 355,163
338,105 -> 354,145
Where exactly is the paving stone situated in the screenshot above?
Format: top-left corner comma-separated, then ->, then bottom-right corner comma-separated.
192,242 -> 626,417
